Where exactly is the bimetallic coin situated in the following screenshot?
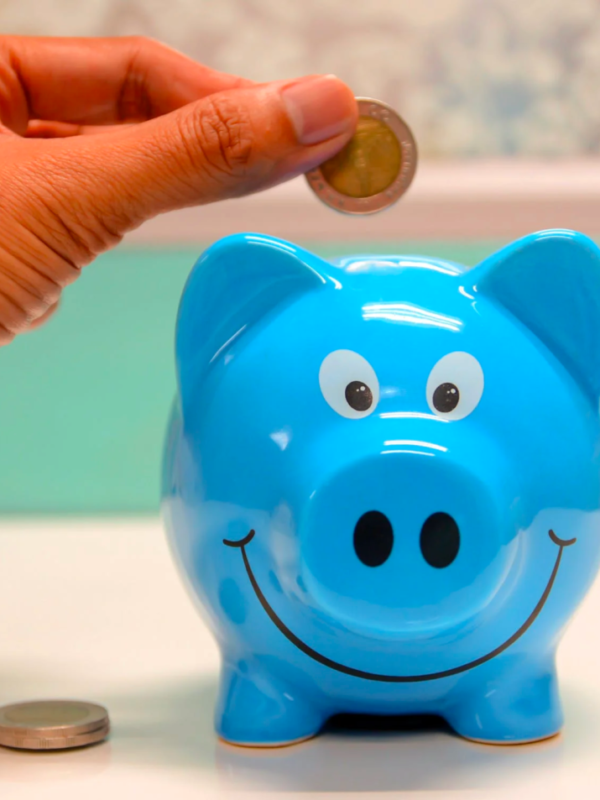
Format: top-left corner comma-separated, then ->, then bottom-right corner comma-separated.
0,700 -> 110,751
305,97 -> 417,215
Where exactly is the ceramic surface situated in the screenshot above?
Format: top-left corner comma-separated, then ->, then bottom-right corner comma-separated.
163,229 -> 600,746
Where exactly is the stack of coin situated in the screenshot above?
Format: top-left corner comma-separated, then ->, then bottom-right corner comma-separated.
306,97 -> 417,215
0,700 -> 110,750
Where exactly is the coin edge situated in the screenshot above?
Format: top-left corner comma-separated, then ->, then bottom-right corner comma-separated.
0,722 -> 110,751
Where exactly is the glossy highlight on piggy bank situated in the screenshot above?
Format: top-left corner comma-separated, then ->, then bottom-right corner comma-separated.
163,229 -> 600,747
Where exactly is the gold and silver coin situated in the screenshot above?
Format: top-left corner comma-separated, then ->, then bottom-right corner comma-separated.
305,97 -> 417,215
0,700 -> 110,751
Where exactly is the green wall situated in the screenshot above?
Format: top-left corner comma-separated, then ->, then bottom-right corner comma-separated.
0,241 -> 500,514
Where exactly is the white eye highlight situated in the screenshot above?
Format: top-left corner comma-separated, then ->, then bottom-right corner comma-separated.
426,352 -> 484,421
319,350 -> 380,419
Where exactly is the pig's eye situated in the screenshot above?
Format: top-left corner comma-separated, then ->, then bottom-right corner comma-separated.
426,352 -> 483,421
319,350 -> 379,419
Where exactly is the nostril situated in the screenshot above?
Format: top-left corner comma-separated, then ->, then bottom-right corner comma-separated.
420,512 -> 460,568
353,511 -> 394,567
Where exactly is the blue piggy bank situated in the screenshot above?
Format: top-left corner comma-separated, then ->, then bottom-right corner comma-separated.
163,229 -> 600,747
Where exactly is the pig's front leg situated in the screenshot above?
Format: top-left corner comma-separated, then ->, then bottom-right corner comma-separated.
443,656 -> 562,744
215,658 -> 328,746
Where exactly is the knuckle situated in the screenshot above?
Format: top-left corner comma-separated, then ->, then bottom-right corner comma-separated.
0,325 -> 16,346
122,34 -> 168,65
118,38 -> 154,121
123,34 -> 155,51
191,97 -> 255,178
0,293 -> 34,335
3,264 -> 61,308
0,259 -> 58,333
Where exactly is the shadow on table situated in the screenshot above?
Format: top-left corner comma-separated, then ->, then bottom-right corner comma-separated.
101,675 -> 600,793
105,673 -> 218,770
2,669 -> 591,791
216,714 -> 563,793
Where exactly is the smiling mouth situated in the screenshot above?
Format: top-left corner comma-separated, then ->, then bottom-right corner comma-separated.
223,528 -> 576,683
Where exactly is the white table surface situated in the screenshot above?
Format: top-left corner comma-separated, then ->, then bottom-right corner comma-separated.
1,518 -> 600,800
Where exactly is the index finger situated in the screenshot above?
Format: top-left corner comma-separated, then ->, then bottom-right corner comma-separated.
0,35 -> 252,133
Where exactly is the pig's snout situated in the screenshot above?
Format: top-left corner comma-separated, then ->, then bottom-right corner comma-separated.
301,448 -> 516,636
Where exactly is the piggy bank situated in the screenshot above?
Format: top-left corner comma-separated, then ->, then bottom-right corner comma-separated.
163,229 -> 600,747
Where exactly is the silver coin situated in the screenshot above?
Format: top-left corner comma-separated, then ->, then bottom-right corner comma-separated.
305,97 -> 418,215
0,700 -> 110,750
0,722 -> 110,751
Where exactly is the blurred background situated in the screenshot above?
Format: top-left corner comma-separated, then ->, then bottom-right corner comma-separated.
3,0 -> 600,158
2,0 -> 600,514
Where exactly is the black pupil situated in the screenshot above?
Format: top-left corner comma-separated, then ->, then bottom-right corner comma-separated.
353,511 -> 394,567
345,381 -> 373,412
420,512 -> 460,568
433,382 -> 459,413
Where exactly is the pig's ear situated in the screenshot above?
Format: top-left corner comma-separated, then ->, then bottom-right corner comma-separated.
176,233 -> 330,410
468,229 -> 600,405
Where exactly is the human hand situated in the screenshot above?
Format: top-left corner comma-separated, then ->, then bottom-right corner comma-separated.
0,35 -> 357,343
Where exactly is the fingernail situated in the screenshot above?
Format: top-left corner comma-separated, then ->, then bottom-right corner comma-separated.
282,75 -> 356,146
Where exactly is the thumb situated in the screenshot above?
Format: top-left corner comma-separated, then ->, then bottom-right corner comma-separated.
47,75 -> 358,238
